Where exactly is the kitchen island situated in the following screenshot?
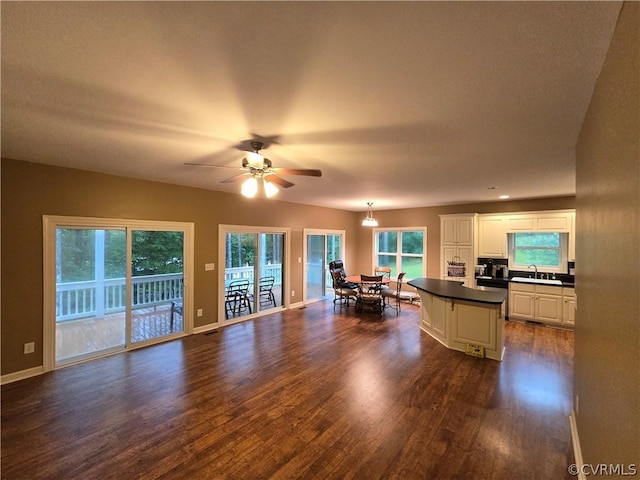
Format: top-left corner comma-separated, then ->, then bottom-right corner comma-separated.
407,278 -> 507,361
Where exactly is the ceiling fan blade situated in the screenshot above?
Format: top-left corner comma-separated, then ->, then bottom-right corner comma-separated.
271,168 -> 322,177
264,174 -> 295,188
221,172 -> 250,184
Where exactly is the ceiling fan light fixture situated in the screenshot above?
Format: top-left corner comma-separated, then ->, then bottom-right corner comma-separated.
264,179 -> 279,198
245,150 -> 264,167
241,177 -> 258,198
362,202 -> 378,227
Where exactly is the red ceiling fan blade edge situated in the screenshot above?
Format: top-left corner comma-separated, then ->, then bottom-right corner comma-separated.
265,174 -> 295,188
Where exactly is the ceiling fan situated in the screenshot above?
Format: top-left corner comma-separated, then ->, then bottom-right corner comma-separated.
185,141 -> 322,198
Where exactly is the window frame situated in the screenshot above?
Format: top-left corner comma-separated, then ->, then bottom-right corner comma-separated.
508,232 -> 568,274
218,224 -> 291,327
372,227 -> 427,281
43,215 -> 195,372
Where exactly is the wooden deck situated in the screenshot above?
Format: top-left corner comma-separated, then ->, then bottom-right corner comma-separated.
56,304 -> 183,362
3,300 -> 575,478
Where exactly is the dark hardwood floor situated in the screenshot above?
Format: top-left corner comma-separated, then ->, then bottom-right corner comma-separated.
1,301 -> 575,479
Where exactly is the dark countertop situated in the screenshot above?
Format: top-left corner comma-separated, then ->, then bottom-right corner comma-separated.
408,278 -> 507,305
507,278 -> 574,287
475,276 -> 574,288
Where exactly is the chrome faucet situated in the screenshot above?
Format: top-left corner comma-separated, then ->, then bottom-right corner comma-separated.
529,264 -> 538,279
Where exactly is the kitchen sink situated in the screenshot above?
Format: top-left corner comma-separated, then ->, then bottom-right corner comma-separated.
510,276 -> 563,286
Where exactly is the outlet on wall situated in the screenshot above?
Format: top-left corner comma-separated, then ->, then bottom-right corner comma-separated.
197,309 -> 203,317
24,342 -> 35,354
291,290 -> 295,297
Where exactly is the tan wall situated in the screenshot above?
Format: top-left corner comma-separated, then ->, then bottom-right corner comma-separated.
1,157 -> 575,376
0,159 -> 359,375
574,1 -> 640,467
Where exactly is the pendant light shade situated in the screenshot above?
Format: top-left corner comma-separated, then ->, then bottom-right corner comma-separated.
362,202 -> 378,227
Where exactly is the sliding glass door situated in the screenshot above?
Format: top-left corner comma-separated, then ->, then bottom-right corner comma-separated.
44,217 -> 193,370
55,227 -> 127,363
304,230 -> 345,303
221,226 -> 289,324
130,230 -> 184,344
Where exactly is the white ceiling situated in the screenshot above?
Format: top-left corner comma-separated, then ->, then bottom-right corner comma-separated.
1,1 -> 622,212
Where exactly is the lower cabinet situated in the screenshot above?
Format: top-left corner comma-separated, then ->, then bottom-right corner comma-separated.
535,294 -> 562,324
509,283 -> 574,327
510,288 -> 536,320
563,287 -> 576,326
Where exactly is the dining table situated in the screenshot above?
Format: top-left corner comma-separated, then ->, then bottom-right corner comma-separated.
344,275 -> 391,285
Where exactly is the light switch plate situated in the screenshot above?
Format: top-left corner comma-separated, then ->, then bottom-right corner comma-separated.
205,263 -> 215,271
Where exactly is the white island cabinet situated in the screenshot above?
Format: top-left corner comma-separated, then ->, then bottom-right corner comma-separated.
409,278 -> 507,361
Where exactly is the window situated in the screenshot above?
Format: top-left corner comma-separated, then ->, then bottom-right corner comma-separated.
509,232 -> 568,273
374,228 -> 426,280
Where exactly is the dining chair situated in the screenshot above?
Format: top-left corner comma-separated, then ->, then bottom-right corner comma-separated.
374,266 -> 392,291
382,272 -> 406,315
355,274 -> 384,314
331,271 -> 358,311
329,259 -> 358,289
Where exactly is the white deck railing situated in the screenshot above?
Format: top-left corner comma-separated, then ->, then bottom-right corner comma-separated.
57,264 -> 284,321
56,273 -> 184,321
224,264 -> 282,287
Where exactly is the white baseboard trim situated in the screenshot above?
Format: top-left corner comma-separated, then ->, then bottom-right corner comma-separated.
193,323 -> 219,334
569,410 -> 586,480
1,365 -> 44,385
289,301 -> 305,309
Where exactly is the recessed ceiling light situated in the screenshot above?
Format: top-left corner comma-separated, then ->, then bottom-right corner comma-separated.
499,194 -> 510,199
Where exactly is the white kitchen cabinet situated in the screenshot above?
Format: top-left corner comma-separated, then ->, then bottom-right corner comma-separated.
509,282 -> 566,326
535,294 -> 562,324
506,211 -> 573,233
563,287 -> 576,326
507,216 -> 536,231
510,290 -> 536,320
477,215 -> 507,258
441,214 -> 475,245
441,244 -> 474,286
440,215 -> 477,288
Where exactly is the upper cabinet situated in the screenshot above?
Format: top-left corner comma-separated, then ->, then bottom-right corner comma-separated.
478,216 -> 507,258
477,210 -> 576,260
506,211 -> 572,232
441,215 -> 475,245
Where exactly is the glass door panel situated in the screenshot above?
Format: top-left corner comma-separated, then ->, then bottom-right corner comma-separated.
257,233 -> 284,311
55,228 -> 127,364
325,234 -> 342,291
130,230 -> 185,344
305,232 -> 343,302
224,233 -> 257,320
306,235 -> 325,301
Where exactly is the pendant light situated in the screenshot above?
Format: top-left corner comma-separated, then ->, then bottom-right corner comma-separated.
362,202 -> 378,227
